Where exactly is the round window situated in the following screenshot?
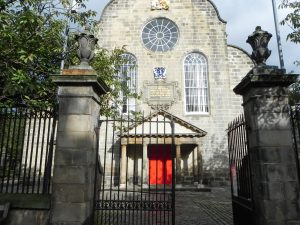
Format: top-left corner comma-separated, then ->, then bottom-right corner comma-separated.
141,18 -> 179,52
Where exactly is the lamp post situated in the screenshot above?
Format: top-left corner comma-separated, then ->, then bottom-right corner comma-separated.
271,0 -> 285,69
60,22 -> 69,72
60,0 -> 79,73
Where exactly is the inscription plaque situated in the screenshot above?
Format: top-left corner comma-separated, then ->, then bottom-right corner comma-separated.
143,81 -> 179,110
149,86 -> 172,98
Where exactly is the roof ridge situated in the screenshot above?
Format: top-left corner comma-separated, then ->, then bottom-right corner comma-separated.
124,110 -> 207,136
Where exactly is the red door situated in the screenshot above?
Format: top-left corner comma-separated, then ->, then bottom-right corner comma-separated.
148,145 -> 172,185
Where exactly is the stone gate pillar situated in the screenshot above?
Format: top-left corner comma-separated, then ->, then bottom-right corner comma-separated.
234,66 -> 300,225
50,71 -> 108,225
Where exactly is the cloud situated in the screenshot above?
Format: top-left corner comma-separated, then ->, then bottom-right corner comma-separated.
214,0 -> 299,73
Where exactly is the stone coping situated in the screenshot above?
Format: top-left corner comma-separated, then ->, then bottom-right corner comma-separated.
234,66 -> 298,95
0,194 -> 50,210
50,74 -> 110,96
62,68 -> 97,75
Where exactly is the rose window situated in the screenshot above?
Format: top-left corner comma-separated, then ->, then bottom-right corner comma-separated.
142,18 -> 179,52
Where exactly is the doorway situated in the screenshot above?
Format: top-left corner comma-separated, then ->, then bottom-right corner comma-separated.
148,144 -> 172,185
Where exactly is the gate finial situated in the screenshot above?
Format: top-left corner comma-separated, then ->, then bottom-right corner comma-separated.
75,32 -> 98,67
247,26 -> 272,66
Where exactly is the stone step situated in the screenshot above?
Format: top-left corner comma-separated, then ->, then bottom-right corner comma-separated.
0,202 -> 10,223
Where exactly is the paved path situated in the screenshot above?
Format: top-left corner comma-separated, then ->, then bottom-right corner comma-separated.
176,187 -> 233,225
95,187 -> 233,225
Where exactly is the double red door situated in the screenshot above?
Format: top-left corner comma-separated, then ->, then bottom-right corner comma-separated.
148,145 -> 172,185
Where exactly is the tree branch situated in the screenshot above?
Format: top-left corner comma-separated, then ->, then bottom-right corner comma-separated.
0,0 -> 18,12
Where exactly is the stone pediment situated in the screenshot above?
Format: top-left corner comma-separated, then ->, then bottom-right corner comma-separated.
123,111 -> 207,138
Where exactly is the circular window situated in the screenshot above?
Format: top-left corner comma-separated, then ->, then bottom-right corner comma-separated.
142,18 -> 179,52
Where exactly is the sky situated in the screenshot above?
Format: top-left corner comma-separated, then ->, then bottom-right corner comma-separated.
85,0 -> 299,73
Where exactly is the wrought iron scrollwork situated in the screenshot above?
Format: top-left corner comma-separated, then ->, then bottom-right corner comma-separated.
96,200 -> 172,211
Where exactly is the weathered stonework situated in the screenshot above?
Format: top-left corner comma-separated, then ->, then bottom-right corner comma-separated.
5,210 -> 49,225
0,194 -> 51,225
143,80 -> 180,110
50,73 -> 108,225
234,66 -> 300,225
97,0 -> 254,185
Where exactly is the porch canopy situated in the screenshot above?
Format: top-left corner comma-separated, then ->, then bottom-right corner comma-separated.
121,111 -> 207,145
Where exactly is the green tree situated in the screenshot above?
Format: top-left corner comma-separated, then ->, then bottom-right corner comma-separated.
0,0 -> 96,107
280,0 -> 300,104
0,0 -> 137,116
280,0 -> 300,45
91,47 -> 140,117
289,81 -> 300,105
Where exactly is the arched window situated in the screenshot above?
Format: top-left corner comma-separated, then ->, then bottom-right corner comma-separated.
118,53 -> 137,114
184,53 -> 209,114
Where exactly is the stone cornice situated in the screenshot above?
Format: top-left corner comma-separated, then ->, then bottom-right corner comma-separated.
233,66 -> 298,95
51,74 -> 110,96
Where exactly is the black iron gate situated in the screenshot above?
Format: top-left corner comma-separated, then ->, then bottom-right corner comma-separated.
227,115 -> 254,225
94,112 -> 175,225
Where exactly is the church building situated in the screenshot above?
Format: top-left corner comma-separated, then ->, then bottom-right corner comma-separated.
97,0 -> 254,187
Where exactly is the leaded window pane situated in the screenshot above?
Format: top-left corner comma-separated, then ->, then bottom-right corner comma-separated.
118,53 -> 137,114
142,18 -> 179,52
184,53 -> 209,114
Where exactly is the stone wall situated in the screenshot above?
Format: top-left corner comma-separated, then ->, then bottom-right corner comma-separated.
227,45 -> 255,114
4,210 -> 49,225
1,194 -> 50,225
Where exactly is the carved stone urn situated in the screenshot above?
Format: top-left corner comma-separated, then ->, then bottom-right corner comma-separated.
246,26 -> 272,66
75,33 -> 98,66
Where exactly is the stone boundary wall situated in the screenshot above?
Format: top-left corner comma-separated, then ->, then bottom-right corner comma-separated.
1,194 -> 50,225
4,209 -> 49,225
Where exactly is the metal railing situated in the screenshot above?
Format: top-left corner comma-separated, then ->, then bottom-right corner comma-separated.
227,114 -> 254,225
290,104 -> 300,184
0,107 -> 57,194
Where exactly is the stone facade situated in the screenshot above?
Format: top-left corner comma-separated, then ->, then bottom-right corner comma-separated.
97,0 -> 254,185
